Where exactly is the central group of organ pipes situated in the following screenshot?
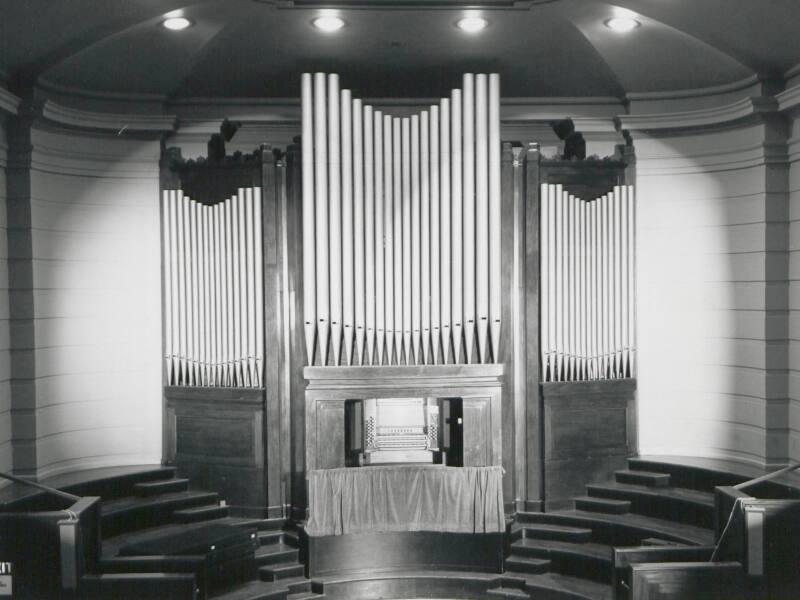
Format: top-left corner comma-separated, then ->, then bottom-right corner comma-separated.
302,72 -> 503,367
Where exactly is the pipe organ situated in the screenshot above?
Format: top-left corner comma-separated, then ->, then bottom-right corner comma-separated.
540,184 -> 636,382
301,73 -> 503,367
161,188 -> 265,388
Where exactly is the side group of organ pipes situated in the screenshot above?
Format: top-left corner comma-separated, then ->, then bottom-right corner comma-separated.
302,72 -> 503,367
540,184 -> 636,382
162,189 -> 264,387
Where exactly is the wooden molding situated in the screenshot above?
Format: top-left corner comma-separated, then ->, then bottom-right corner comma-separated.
42,99 -> 177,133
617,96 -> 778,133
776,84 -> 800,114
625,75 -> 761,103
304,364 -> 504,388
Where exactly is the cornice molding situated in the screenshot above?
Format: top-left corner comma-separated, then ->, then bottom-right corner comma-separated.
776,84 -> 800,114
617,96 -> 778,134
625,75 -> 761,102
0,87 -> 21,116
42,100 -> 177,133
784,63 -> 800,81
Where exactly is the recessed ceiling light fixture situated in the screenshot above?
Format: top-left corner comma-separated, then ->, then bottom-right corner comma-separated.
162,16 -> 193,31
605,16 -> 640,32
456,15 -> 489,33
312,15 -> 346,32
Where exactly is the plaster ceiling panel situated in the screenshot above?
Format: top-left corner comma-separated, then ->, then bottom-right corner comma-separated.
172,3 -> 625,98
564,0 -> 753,93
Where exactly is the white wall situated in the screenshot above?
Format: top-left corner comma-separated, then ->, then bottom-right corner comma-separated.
789,115 -> 800,463
0,120 -> 12,478
636,122 -> 790,467
26,125 -> 162,478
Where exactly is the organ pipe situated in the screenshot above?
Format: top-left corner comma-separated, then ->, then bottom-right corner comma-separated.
161,190 -> 264,387
300,72 -> 503,366
539,185 -> 636,382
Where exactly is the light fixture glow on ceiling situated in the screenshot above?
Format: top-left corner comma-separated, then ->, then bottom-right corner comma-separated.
163,16 -> 193,31
605,17 -> 640,32
456,16 -> 489,33
312,15 -> 346,32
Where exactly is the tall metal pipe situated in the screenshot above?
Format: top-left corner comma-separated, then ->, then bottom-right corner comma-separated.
313,73 -> 329,365
420,110 -> 431,365
540,184 -> 549,380
402,117 -> 412,364
375,111 -> 385,365
224,198 -> 234,384
393,117 -> 403,364
488,73 -> 501,363
360,103 -> 371,366
301,73 -> 316,365
430,105 -> 441,364
329,74 -> 343,366
384,114 -> 395,365
177,192 -> 187,385
628,185 -> 636,376
475,73 -> 489,364
411,115 -> 421,364
341,89 -> 354,366
439,98 -> 451,363
163,192 -> 174,384
461,75 -> 474,364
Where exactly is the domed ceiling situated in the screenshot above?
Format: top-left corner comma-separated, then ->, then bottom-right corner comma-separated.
1,0 -> 798,101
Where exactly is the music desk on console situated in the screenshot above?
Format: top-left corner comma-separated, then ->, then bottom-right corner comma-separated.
302,465 -> 505,576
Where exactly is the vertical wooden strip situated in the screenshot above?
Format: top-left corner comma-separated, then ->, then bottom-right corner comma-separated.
360,103 -> 372,365
461,75 -> 474,364
341,89 -> 354,366
313,73 -> 329,365
430,105 -> 441,364
301,73 -> 317,365
420,110 -> 431,365
475,73 -> 489,364
375,111 -> 386,365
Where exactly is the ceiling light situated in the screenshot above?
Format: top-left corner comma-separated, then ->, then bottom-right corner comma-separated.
162,17 -> 193,31
456,16 -> 489,33
605,17 -> 640,32
312,15 -> 346,32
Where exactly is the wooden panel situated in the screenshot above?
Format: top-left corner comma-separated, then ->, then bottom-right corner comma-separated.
541,379 -> 636,509
165,386 -> 266,511
315,402 -> 346,470
462,397 -> 491,467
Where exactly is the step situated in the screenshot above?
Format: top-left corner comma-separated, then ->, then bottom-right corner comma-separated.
133,478 -> 190,496
514,571 -> 612,600
260,517 -> 289,530
504,556 -> 551,575
511,539 -> 613,583
282,530 -> 300,548
260,563 -> 305,582
82,573 -> 198,600
284,576 -> 312,594
487,587 -> 530,599
209,578 -> 292,600
574,496 -> 630,514
641,537 -> 684,547
256,543 -> 299,566
259,530 -> 285,546
287,594 -> 324,600
173,504 -> 230,523
615,469 -> 670,488
101,491 -> 221,537
585,483 -> 713,528
524,524 -> 592,543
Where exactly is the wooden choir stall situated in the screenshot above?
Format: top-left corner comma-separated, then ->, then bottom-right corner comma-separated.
158,71 -> 638,577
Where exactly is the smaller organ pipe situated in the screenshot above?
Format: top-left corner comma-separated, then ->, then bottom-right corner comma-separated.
301,73 -> 316,365
461,76 -> 474,364
475,73 -> 489,364
329,74 -> 343,366
231,194 -> 242,384
163,192 -> 174,384
384,114 -> 395,365
430,105 -> 441,364
204,204 -> 214,385
246,189 -> 257,385
420,111 -> 431,366
402,117 -> 412,365
360,103 -> 372,366
214,203 -> 223,385
177,192 -> 187,384
374,111 -> 385,365
439,98 -> 451,364
411,115 -> 422,364
199,203 -> 208,385
393,117 -> 403,364
342,90 -> 355,366
225,198 -> 234,384
238,191 -> 249,384
190,200 -> 200,385
628,186 -> 636,376
254,190 -> 264,386
451,88 -> 464,364
540,185 -> 549,380
314,73 -> 330,365
569,193 -> 577,380
488,73 -> 501,362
